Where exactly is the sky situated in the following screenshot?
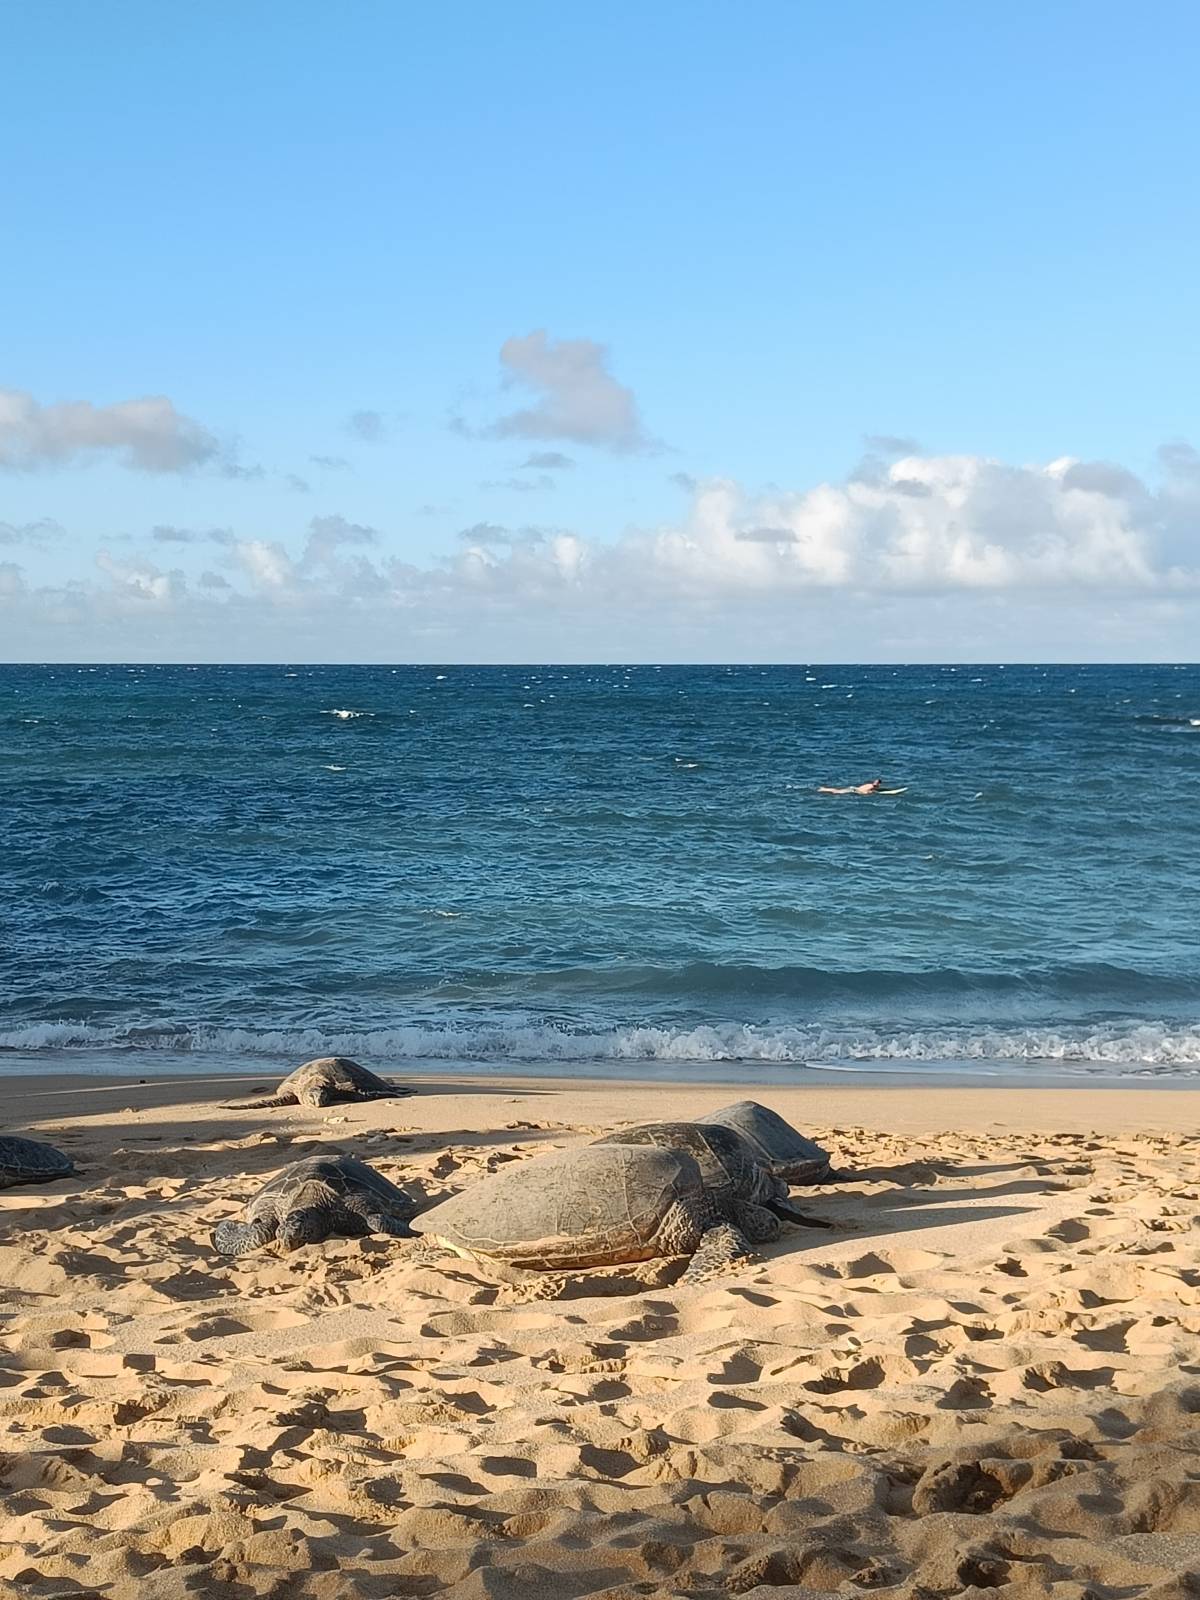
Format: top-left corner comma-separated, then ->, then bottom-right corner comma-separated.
1,0 -> 1198,662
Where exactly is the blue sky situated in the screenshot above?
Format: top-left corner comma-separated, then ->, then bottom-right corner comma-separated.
2,1 -> 1198,660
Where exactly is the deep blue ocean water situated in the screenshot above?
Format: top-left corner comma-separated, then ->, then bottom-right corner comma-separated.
2,663 -> 1199,1081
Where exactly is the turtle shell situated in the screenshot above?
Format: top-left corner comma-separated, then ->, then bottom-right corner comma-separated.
411,1142 -> 703,1268
247,1153 -> 412,1222
699,1101 -> 833,1184
594,1120 -> 779,1204
0,1136 -> 76,1188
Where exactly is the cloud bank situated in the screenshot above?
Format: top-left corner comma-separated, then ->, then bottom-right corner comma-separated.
4,448 -> 1198,660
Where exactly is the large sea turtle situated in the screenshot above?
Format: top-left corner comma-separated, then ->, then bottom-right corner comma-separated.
211,1153 -> 417,1255
699,1101 -> 839,1184
594,1120 -> 831,1228
410,1141 -> 780,1282
221,1057 -> 413,1111
0,1136 -> 76,1190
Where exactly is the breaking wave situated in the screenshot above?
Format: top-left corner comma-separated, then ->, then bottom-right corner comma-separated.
3,1017 -> 1200,1071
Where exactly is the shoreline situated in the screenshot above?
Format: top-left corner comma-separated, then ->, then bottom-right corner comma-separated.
6,1067 -> 1200,1136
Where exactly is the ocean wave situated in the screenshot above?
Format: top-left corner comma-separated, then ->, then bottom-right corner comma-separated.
3,1018 -> 1200,1068
320,709 -> 374,720
528,961 -> 1200,1004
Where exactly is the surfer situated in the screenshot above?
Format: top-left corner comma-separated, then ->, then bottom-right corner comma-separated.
818,777 -> 885,795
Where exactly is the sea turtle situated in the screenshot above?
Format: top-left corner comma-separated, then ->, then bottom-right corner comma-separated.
699,1101 -> 839,1185
410,1141 -> 780,1282
594,1120 -> 831,1228
221,1057 -> 413,1110
211,1153 -> 417,1255
0,1136 -> 76,1190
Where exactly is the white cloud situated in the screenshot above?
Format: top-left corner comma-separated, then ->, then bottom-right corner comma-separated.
94,551 -> 183,606
483,331 -> 651,453
0,387 -> 221,473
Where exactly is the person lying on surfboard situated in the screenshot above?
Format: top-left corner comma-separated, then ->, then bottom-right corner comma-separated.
825,777 -> 908,796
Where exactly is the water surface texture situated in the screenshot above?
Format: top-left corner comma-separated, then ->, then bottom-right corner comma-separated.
3,664 -> 1198,1078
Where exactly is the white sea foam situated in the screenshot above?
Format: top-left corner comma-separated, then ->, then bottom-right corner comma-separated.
321,709 -> 373,720
3,1018 -> 1200,1070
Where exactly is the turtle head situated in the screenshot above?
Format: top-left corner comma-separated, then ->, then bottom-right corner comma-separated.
277,1207 -> 330,1251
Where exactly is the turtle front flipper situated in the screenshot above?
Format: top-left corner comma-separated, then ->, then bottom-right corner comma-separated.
770,1198 -> 834,1229
735,1201 -> 783,1245
361,1209 -> 415,1239
680,1221 -> 755,1284
212,1218 -> 276,1256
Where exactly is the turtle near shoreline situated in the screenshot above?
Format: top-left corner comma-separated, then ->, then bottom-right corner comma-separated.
221,1057 -> 413,1111
699,1101 -> 839,1185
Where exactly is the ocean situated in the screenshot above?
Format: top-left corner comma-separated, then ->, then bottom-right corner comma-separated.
2,662 -> 1198,1083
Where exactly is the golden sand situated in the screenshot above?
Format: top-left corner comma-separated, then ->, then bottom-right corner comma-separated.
2,1074 -> 1199,1598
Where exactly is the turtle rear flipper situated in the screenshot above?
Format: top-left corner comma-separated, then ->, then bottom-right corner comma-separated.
681,1221 -> 755,1284
219,1094 -> 295,1111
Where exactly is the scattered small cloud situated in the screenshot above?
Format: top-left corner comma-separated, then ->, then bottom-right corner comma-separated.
150,524 -> 233,546
479,474 -> 556,494
864,433 -> 922,457
309,453 -> 350,470
0,387 -> 222,473
305,514 -> 378,557
519,451 -> 574,471
198,570 -> 231,590
0,517 -> 63,546
346,410 -> 386,443
285,474 -> 311,494
456,522 -> 511,545
481,330 -> 653,454
670,471 -> 698,492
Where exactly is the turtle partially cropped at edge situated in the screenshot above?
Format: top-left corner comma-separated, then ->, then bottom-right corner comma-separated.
593,1120 -> 831,1228
0,1136 -> 76,1190
221,1057 -> 413,1110
211,1153 -> 417,1255
698,1101 -> 840,1184
410,1141 -> 781,1282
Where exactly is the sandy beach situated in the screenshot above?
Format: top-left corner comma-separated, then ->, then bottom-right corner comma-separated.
3,1073 -> 1200,1598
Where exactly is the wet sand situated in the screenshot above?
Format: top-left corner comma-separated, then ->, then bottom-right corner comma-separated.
3,1073 -> 1199,1598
